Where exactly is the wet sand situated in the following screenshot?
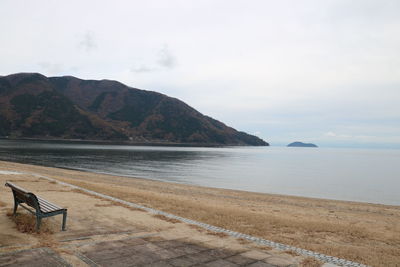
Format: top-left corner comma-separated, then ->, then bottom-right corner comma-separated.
0,160 -> 399,266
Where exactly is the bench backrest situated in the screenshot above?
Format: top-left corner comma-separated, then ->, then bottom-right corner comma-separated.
5,182 -> 40,211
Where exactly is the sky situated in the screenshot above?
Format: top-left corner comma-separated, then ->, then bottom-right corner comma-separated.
1,0 -> 399,148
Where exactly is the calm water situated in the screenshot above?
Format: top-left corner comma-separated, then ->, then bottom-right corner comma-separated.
0,139 -> 399,205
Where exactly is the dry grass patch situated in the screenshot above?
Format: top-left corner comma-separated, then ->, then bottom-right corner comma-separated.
282,250 -> 300,256
237,238 -> 253,245
6,179 -> 41,183
188,224 -> 206,232
153,214 -> 181,224
255,245 -> 273,251
206,230 -> 229,238
142,235 -> 165,242
299,257 -> 323,267
6,210 -> 53,234
35,234 -> 58,248
71,188 -> 104,200
72,188 -> 144,212
115,203 -> 146,212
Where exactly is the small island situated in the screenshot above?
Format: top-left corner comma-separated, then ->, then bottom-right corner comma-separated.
287,141 -> 318,147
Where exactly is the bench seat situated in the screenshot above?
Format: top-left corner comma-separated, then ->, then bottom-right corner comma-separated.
37,197 -> 64,213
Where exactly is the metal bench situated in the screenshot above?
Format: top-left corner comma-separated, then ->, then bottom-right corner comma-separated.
5,181 -> 67,231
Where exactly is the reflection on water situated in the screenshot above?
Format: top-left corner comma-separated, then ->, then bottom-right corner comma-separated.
0,140 -> 232,184
1,139 -> 399,205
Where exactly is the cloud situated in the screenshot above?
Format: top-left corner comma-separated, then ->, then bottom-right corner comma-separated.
157,45 -> 176,69
78,31 -> 97,52
131,65 -> 155,73
131,45 -> 177,73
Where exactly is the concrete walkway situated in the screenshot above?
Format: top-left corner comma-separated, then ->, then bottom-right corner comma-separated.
0,233 -> 304,267
0,171 -> 335,267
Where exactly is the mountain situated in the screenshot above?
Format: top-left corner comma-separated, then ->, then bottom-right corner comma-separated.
0,73 -> 268,146
287,142 -> 318,147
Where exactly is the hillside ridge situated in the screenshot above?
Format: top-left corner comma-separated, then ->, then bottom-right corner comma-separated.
0,73 -> 268,146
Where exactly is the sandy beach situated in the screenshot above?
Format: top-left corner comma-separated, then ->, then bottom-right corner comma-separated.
0,160 -> 399,267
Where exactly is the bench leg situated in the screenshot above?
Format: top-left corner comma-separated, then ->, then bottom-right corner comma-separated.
13,201 -> 18,216
12,194 -> 19,216
62,211 -> 67,231
36,216 -> 42,232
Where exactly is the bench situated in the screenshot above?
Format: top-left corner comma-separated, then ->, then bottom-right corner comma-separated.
5,181 -> 67,231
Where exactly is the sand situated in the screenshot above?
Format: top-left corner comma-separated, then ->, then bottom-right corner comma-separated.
0,160 -> 399,267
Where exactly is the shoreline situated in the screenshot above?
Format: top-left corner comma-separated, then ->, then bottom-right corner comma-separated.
33,166 -> 400,208
0,160 -> 399,266
0,137 -> 268,147
1,158 -> 398,207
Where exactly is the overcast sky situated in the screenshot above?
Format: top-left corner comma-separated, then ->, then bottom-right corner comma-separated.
1,0 -> 399,148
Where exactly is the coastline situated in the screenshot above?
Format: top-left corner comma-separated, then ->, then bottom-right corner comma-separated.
0,160 -> 399,266
0,137 -> 268,147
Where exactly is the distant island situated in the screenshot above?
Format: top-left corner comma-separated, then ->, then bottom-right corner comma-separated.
0,73 -> 268,146
287,141 -> 318,147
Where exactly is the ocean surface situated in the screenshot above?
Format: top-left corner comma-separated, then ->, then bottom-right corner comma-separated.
0,139 -> 399,206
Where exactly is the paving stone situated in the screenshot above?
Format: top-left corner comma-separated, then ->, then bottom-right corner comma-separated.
132,243 -> 163,253
166,247 -> 191,258
193,248 -> 236,260
98,254 -> 157,266
225,254 -> 257,265
263,255 -> 297,267
89,242 -> 151,259
197,249 -> 230,260
240,250 -> 271,260
184,250 -> 218,264
82,249 -> 124,262
77,236 -> 250,266
120,237 -> 147,246
154,240 -> 188,249
165,239 -> 190,247
139,261 -> 174,267
143,236 -> 166,242
168,256 -> 198,267
184,243 -> 210,252
203,259 -> 240,267
153,248 -> 184,260
81,241 -> 125,253
0,248 -> 70,267
79,239 -> 168,265
246,261 -> 278,267
171,245 -> 203,255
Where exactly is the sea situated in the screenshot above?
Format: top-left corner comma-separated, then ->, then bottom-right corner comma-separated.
0,139 -> 399,206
